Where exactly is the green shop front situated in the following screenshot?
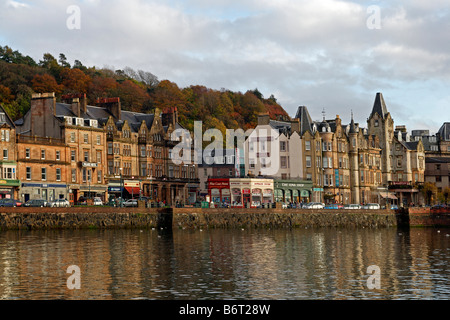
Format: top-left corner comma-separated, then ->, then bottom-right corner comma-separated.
274,180 -> 313,203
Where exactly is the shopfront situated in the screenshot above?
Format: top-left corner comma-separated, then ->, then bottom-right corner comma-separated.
0,179 -> 20,200
208,178 -> 230,205
274,180 -> 313,204
230,178 -> 274,208
21,183 -> 68,202
187,183 -> 199,204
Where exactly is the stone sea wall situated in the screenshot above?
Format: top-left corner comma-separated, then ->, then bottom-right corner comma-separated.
173,208 -> 398,229
0,207 -> 401,230
0,207 -> 162,230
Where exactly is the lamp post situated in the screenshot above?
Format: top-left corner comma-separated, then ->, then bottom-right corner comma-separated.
119,168 -> 123,207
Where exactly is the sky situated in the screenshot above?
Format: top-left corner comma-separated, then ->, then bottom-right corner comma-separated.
0,0 -> 449,134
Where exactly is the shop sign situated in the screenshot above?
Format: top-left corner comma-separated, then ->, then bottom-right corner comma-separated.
209,181 -> 229,188
82,162 -> 98,168
124,181 -> 140,187
278,182 -> 305,188
263,189 -> 273,197
252,189 -> 261,196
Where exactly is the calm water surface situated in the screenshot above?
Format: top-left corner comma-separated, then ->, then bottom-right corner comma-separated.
0,226 -> 449,300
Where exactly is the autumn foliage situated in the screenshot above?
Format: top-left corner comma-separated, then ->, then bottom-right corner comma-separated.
0,45 -> 289,131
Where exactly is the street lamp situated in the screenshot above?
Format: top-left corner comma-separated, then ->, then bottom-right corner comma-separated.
119,167 -> 123,207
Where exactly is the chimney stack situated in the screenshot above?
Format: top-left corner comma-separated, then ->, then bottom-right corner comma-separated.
30,92 -> 58,137
96,97 -> 121,120
257,113 -> 270,125
162,106 -> 178,128
290,118 -> 300,133
62,93 -> 87,116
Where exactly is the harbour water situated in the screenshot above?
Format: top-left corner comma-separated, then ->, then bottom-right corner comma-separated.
0,226 -> 449,300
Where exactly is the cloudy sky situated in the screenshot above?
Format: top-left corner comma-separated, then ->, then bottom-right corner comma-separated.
1,0 -> 449,133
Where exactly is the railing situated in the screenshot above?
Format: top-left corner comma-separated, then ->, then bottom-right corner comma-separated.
17,135 -> 65,146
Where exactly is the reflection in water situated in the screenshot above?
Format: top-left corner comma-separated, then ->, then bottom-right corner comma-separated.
0,227 -> 449,300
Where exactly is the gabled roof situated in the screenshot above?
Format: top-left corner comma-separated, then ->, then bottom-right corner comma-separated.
0,104 -> 16,128
396,139 -> 421,151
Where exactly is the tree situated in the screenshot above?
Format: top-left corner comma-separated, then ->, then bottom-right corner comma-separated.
109,79 -> 150,112
59,53 -> 71,68
60,68 -> 92,93
421,182 -> 437,205
0,85 -> 14,104
0,45 -> 37,66
73,59 -> 87,72
137,69 -> 159,88
31,74 -> 63,94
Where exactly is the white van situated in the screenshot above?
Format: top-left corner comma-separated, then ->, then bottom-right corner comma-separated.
93,197 -> 103,206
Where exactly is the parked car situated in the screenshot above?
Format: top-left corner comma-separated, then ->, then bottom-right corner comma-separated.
343,204 -> 361,209
390,204 -> 399,210
123,199 -> 138,207
303,202 -> 325,209
23,199 -> 47,207
77,196 -> 87,205
0,199 -> 23,207
363,203 -> 380,210
93,197 -> 103,206
324,204 -> 343,209
49,199 -> 70,208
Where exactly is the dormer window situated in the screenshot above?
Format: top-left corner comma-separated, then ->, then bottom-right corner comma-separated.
0,113 -> 5,123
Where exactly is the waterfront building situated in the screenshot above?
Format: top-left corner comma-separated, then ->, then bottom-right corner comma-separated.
14,92 -> 199,205
297,108 -> 383,205
244,113 -> 312,203
366,93 -> 425,206
413,123 -> 450,199
0,105 -> 20,199
245,92 -> 426,205
198,148 -> 242,199
16,135 -> 70,202
206,177 -> 274,207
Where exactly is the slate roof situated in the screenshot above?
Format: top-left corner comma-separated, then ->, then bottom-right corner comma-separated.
55,103 -> 157,132
370,92 -> 388,119
268,119 -> 292,136
438,122 -> 450,141
426,157 -> 450,164
295,106 -> 314,135
0,104 -> 16,128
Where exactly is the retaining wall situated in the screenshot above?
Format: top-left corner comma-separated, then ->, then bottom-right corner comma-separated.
173,208 -> 398,229
0,207 -> 400,230
0,207 -> 163,230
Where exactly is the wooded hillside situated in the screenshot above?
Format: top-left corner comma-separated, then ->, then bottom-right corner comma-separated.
0,45 -> 290,132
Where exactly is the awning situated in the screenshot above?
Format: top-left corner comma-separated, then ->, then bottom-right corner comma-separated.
125,187 -> 140,195
380,193 -> 398,200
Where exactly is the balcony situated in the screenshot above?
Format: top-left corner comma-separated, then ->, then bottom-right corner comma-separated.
17,135 -> 65,146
